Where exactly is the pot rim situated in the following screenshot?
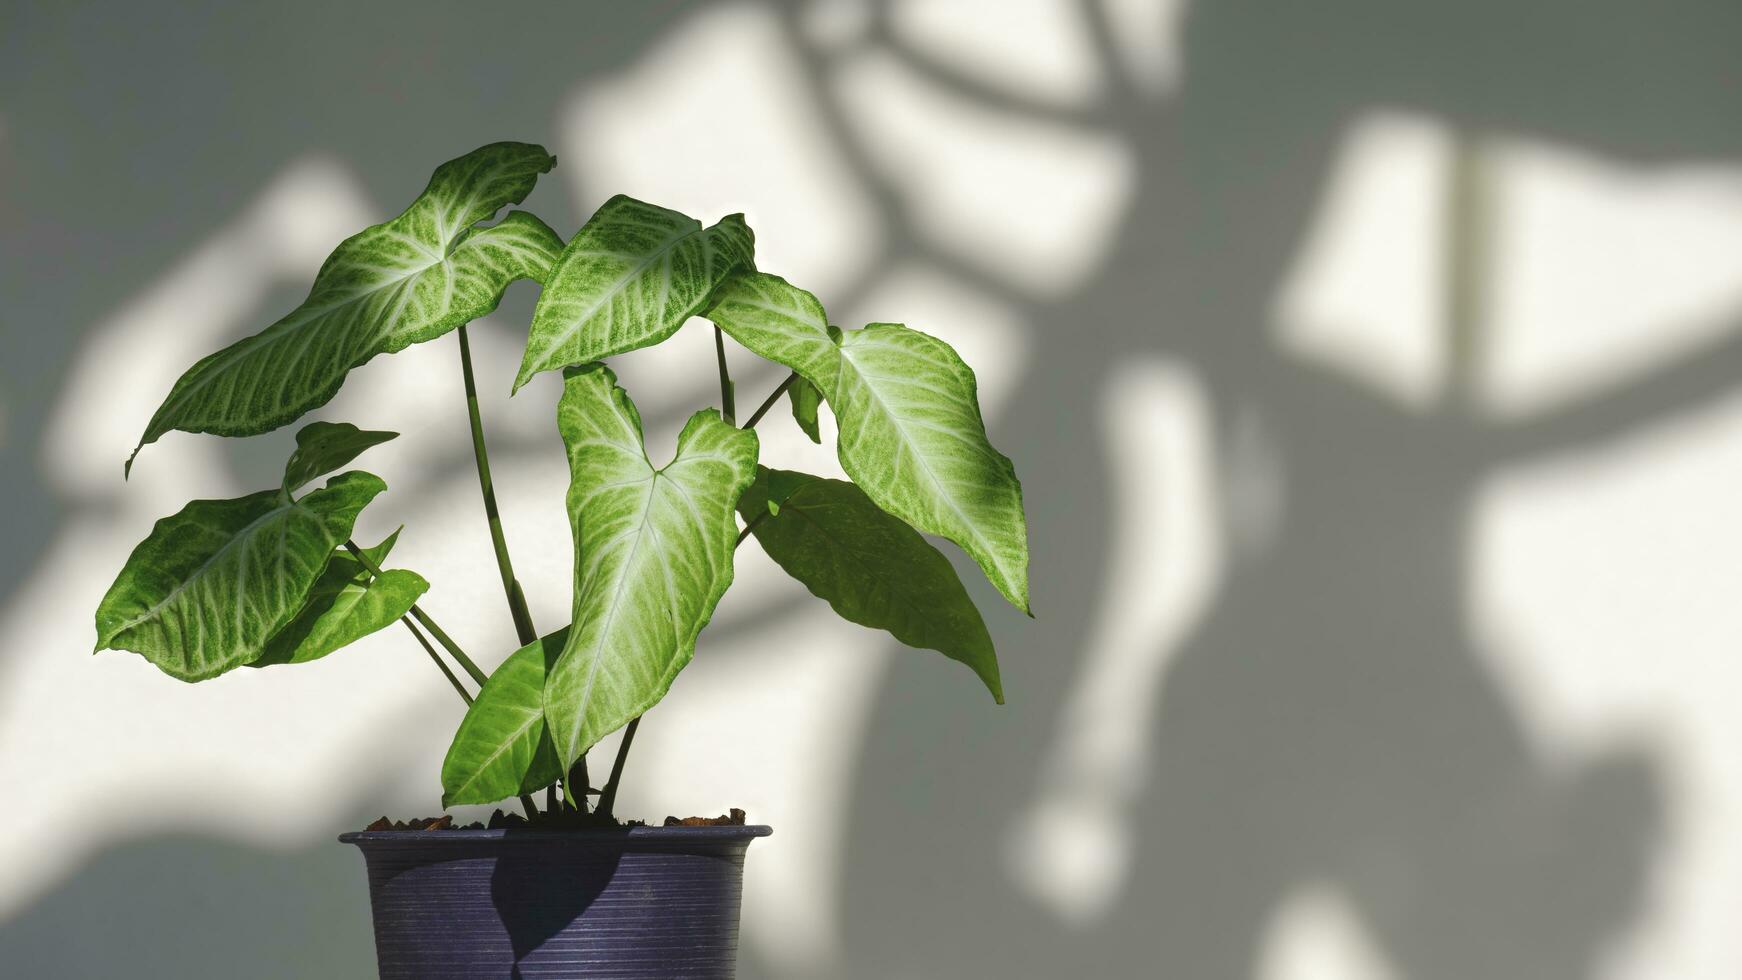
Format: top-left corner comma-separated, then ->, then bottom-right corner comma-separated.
339,825 -> 772,844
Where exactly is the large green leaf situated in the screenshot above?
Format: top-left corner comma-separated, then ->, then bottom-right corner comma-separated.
250,529 -> 428,668
440,626 -> 570,807
544,364 -> 759,769
740,468 -> 1002,701
129,143 -> 563,472
94,471 -> 387,681
707,272 -> 1029,613
513,196 -> 755,390
281,421 -> 398,494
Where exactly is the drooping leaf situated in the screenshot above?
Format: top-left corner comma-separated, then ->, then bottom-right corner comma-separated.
740,468 -> 1002,701
705,272 -> 840,395
544,363 -> 759,769
94,471 -> 387,681
834,324 -> 1029,612
129,143 -> 563,472
282,421 -> 398,494
513,196 -> 755,390
441,626 -> 570,807
707,272 -> 1030,613
789,376 -> 823,443
250,529 -> 427,668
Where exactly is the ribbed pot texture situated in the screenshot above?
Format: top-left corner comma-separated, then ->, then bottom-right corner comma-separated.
340,826 -> 772,979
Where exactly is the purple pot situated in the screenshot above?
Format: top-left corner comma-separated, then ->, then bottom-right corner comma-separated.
340,825 -> 771,979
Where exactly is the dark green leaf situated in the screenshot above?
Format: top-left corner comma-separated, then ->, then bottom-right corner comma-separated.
250,529 -> 427,668
739,468 -> 1002,702
282,421 -> 398,494
789,376 -> 823,443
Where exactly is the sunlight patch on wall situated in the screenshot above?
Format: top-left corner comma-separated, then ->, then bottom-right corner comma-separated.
1272,111 -> 1450,411
559,1 -> 879,299
1473,391 -> 1742,980
1481,144 -> 1742,419
834,48 -> 1135,298
890,0 -> 1108,108
1006,356 -> 1220,925
1099,0 -> 1188,94
1257,883 -> 1398,980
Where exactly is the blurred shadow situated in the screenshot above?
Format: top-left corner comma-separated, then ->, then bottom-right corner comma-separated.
780,0 -> 1742,977
0,834 -> 373,978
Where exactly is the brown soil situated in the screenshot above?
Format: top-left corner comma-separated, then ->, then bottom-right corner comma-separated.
361,807 -> 747,831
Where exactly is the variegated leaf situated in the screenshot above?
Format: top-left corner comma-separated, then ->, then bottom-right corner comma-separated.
441,626 -> 570,807
706,271 -> 841,396
544,364 -> 759,769
129,143 -> 563,472
94,471 -> 387,681
250,529 -> 427,668
513,196 -> 754,389
707,273 -> 1030,612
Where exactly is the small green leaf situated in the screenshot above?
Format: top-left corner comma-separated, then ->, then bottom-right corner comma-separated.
95,471 -> 387,680
789,376 -> 823,443
441,626 -> 571,807
282,421 -> 398,494
707,271 -> 1030,613
250,530 -> 427,668
740,468 -> 1002,701
129,143 -> 562,471
514,196 -> 755,389
544,363 -> 759,770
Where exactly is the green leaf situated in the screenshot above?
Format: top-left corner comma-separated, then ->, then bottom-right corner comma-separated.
544,363 -> 759,769
282,421 -> 398,494
707,272 -> 1029,613
441,626 -> 570,807
94,471 -> 387,681
514,196 -> 755,390
706,272 -> 841,396
739,468 -> 1002,701
789,376 -> 823,443
129,143 -> 563,472
250,529 -> 428,668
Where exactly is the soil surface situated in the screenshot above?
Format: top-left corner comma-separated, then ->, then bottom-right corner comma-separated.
362,807 -> 747,831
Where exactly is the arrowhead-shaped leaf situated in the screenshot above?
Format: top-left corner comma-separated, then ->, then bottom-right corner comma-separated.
740,468 -> 1002,701
130,142 -> 563,471
249,529 -> 428,668
440,626 -> 570,807
95,471 -> 387,681
544,364 -> 759,769
514,196 -> 755,389
789,376 -> 824,443
708,272 -> 1030,613
282,421 -> 398,494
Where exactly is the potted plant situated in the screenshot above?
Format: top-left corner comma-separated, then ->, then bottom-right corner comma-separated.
94,142 -> 1030,979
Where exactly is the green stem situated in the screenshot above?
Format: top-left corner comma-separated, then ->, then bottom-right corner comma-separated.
458,325 -> 538,647
713,325 -> 737,425
736,510 -> 770,546
398,617 -> 472,705
345,541 -> 489,687
595,717 -> 640,819
742,372 -> 797,430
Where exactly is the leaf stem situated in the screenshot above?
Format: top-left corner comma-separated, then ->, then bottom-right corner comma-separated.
742,372 -> 797,430
345,541 -> 489,687
596,717 -> 640,819
458,325 -> 539,647
736,510 -> 770,546
714,325 -> 737,425
398,616 -> 472,705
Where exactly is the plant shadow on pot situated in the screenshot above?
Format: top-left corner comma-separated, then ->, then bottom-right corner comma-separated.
345,826 -> 770,979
